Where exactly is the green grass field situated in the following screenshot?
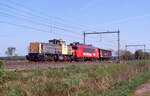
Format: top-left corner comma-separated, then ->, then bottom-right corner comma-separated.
1,61 -> 150,96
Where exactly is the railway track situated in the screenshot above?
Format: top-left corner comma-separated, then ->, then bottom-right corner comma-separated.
4,61 -> 115,71
5,60 -> 141,71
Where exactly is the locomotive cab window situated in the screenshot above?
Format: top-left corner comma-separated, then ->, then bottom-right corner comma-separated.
92,49 -> 95,53
60,41 -> 66,45
72,47 -> 80,50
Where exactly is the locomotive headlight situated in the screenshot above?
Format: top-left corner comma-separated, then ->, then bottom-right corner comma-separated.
93,54 -> 96,56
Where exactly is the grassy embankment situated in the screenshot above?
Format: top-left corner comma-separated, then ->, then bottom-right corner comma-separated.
1,61 -> 150,96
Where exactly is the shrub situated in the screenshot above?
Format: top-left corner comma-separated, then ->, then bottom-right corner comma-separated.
0,61 -> 5,83
0,61 -> 4,69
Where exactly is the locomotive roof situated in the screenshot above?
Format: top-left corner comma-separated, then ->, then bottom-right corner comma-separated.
71,44 -> 97,48
70,43 -> 112,51
49,39 -> 66,42
73,45 -> 111,51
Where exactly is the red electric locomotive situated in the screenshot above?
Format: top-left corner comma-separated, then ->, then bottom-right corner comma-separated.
70,42 -> 99,61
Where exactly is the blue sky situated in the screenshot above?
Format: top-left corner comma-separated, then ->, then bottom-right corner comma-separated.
0,0 -> 150,56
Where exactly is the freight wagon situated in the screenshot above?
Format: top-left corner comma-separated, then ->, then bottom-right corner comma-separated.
99,49 -> 112,60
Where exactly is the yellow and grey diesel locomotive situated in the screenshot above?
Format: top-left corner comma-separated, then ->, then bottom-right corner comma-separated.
26,39 -> 73,61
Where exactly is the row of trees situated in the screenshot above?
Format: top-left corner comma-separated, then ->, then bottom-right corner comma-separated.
120,50 -> 150,60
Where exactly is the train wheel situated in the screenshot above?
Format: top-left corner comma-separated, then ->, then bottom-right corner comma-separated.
53,55 -> 58,62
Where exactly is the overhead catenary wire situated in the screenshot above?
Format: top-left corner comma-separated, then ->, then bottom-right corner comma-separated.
0,6 -> 83,38
85,32 -> 118,43
0,2 -> 86,39
1,0 -> 100,31
0,21 -> 50,33
0,6 -> 80,33
0,20 -> 82,39
0,1 -> 87,31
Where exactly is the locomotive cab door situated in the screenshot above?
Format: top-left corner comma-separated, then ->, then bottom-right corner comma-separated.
59,41 -> 68,55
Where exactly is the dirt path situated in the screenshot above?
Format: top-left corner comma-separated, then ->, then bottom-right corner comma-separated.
133,80 -> 150,96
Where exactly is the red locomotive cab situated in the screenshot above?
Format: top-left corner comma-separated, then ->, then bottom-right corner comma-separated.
72,46 -> 81,58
